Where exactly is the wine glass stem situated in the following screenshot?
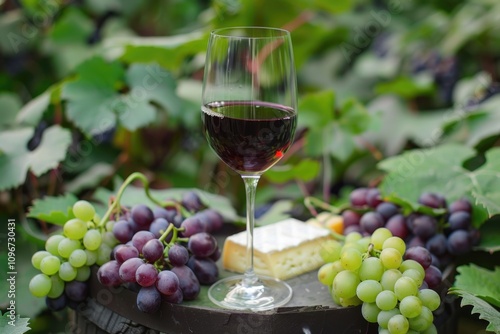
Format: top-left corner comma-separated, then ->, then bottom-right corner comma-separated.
241,175 -> 260,287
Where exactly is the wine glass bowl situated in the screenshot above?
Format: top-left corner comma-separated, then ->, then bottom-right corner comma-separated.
202,27 -> 297,310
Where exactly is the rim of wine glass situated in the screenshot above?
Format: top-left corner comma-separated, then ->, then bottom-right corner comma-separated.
210,26 -> 290,39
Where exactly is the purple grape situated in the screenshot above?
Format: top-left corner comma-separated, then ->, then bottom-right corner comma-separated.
407,236 -> 426,248
448,211 -> 471,231
97,260 -> 122,287
132,231 -> 155,253
426,234 -> 447,256
168,244 -> 190,266
431,254 -> 441,268
46,294 -> 67,311
404,246 -> 432,269
385,214 -> 409,239
125,282 -> 141,292
447,230 -> 472,255
187,257 -> 218,285
156,270 -> 180,296
142,239 -> 164,263
469,228 -> 481,246
136,263 -> 158,287
149,218 -> 170,238
343,224 -> 362,235
171,265 -> 200,300
349,188 -> 369,207
424,265 -> 442,289
209,247 -> 221,262
195,209 -> 224,233
188,232 -> 218,258
449,198 -> 472,214
127,219 -> 142,233
119,258 -> 144,282
411,215 -> 438,240
376,202 -> 399,221
173,214 -> 184,228
366,188 -> 383,208
180,217 -> 205,237
342,210 -> 361,227
418,192 -> 447,209
359,212 -> 385,234
113,220 -> 133,243
131,204 -> 154,227
153,207 -> 177,222
182,191 -> 204,212
114,245 -> 139,264
137,286 -> 161,313
65,281 -> 89,302
162,288 -> 183,304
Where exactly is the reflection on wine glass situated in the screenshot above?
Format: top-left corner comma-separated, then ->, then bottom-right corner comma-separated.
201,27 -> 297,310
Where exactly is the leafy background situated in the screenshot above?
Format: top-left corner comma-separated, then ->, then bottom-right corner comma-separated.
0,0 -> 499,332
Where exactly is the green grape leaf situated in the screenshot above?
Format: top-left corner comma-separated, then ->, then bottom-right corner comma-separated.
0,125 -> 71,191
27,193 -> 78,225
15,91 -> 51,127
374,74 -> 435,99
314,0 -> 352,13
265,159 -> 320,184
255,200 -> 294,227
49,7 -> 94,44
453,264 -> 500,308
476,215 -> 500,253
338,97 -> 371,134
0,93 -> 21,128
298,90 -> 335,130
64,162 -> 114,193
325,123 -> 358,162
0,312 -> 31,334
449,288 -> 500,333
93,178 -> 241,223
378,144 -> 500,224
61,57 -> 124,135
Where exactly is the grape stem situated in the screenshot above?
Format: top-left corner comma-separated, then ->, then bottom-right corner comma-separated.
98,172 -> 183,228
159,224 -> 175,243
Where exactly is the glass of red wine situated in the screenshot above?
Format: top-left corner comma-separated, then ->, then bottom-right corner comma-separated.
202,27 -> 297,310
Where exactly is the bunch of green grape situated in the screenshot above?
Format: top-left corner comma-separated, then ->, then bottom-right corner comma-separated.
29,200 -> 118,310
318,228 -> 441,334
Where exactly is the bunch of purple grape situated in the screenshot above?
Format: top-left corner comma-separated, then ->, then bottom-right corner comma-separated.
97,192 -> 224,313
342,188 -> 480,288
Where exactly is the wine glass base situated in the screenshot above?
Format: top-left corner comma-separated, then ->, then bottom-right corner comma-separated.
208,275 -> 293,311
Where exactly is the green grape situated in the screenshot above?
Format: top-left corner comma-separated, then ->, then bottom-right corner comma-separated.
388,314 -> 409,334
83,229 -> 102,251
96,243 -> 112,266
377,308 -> 401,329
357,237 -> 372,252
31,251 -> 51,269
64,218 -> 88,240
381,269 -> 402,291
356,280 -> 382,303
380,248 -> 402,270
45,235 -> 65,255
40,255 -> 61,276
399,259 -> 425,278
332,270 -> 360,299
378,329 -> 390,334
402,268 -> 424,287
371,228 -> 392,250
69,249 -> 87,268
85,249 -> 97,266
101,231 -> 118,247
29,274 -> 52,297
408,306 -> 433,331
58,238 -> 81,258
382,236 -> 406,255
72,200 -> 96,222
399,295 -> 422,318
76,266 -> 91,281
421,323 -> 438,334
345,231 -> 363,244
359,257 -> 384,281
105,220 -> 115,232
318,261 -> 342,286
93,213 -> 101,225
339,295 -> 362,307
341,248 -> 363,271
394,276 -> 418,301
59,262 -> 78,281
418,289 -> 441,311
330,287 -> 341,306
47,275 -> 65,298
361,302 -> 381,323
376,290 -> 398,311
320,240 -> 342,262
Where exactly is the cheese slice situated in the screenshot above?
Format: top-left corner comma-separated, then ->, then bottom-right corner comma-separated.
222,218 -> 331,280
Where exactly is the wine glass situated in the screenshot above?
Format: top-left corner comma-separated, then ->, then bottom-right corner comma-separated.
201,27 -> 297,310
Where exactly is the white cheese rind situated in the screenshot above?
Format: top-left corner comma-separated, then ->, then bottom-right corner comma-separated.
222,218 -> 330,280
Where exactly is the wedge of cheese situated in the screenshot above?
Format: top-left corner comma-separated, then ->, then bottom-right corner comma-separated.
222,218 -> 331,280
